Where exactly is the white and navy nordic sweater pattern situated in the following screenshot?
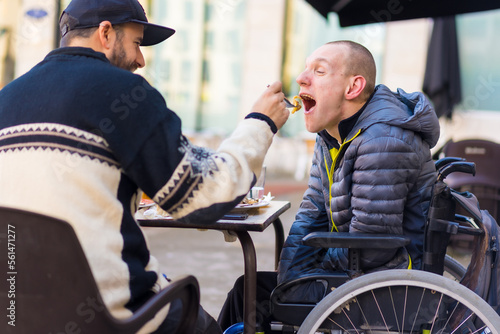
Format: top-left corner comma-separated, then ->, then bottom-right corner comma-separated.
0,47 -> 274,333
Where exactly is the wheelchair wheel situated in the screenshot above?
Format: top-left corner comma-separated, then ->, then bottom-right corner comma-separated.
297,269 -> 500,334
443,254 -> 466,281
223,322 -> 244,334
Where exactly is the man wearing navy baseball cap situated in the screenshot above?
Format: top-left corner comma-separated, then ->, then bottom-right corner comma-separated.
58,0 -> 175,71
60,0 -> 175,47
0,0 -> 289,333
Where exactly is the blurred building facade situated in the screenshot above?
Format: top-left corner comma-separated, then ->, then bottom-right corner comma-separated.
1,0 -> 500,177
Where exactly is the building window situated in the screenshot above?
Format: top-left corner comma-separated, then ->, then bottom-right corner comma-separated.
161,60 -> 171,81
181,60 -> 192,83
202,59 -> 210,83
231,62 -> 241,86
205,30 -> 214,50
184,1 -> 193,21
176,30 -> 189,52
225,30 -> 240,53
204,3 -> 213,22
457,10 -> 500,111
156,0 -> 167,19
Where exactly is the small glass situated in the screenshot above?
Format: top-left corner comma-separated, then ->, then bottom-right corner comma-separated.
248,166 -> 266,200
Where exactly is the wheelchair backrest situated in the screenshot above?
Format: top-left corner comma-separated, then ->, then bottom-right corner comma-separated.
428,157 -> 500,317
423,158 -> 482,275
437,139 -> 500,224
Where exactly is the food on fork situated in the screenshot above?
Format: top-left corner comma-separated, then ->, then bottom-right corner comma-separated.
291,95 -> 302,114
284,96 -> 303,114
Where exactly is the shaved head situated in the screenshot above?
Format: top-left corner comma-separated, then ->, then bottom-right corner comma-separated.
326,41 -> 376,100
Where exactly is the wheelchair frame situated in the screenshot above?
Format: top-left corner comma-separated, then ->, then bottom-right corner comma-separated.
269,157 -> 500,334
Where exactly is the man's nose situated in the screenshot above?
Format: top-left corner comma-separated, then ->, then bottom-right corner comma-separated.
137,48 -> 145,69
296,70 -> 309,86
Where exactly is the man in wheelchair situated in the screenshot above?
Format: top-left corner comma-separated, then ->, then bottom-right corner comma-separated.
218,40 -> 441,332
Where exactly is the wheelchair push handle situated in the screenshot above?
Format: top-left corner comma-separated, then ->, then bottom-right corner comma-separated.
435,157 -> 465,171
437,161 -> 476,181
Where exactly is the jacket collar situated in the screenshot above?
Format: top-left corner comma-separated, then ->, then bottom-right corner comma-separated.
354,84 -> 440,148
45,47 -> 110,64
319,89 -> 375,149
338,90 -> 375,142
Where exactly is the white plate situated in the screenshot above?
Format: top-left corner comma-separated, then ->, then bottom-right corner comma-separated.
235,200 -> 271,209
235,193 -> 274,209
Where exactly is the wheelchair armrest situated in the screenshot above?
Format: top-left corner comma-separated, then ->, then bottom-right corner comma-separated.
272,234 -> 410,326
119,275 -> 200,334
302,232 -> 411,249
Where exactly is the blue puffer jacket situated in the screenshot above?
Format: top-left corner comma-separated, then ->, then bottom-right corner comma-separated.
278,84 -> 440,284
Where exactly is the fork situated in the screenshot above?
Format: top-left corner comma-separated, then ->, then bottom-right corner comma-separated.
283,97 -> 296,108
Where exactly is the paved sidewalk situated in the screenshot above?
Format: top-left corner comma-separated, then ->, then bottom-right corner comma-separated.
142,177 -> 308,319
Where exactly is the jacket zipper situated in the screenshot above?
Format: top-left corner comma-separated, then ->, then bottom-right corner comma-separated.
325,129 -> 362,232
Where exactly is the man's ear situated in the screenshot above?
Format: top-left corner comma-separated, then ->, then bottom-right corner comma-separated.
97,21 -> 115,50
345,75 -> 366,100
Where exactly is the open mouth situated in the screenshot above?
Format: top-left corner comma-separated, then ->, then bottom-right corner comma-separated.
300,94 -> 316,111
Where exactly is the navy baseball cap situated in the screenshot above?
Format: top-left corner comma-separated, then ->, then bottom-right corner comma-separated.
60,0 -> 175,46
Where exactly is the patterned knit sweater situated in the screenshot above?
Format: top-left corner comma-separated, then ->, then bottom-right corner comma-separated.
0,47 -> 275,333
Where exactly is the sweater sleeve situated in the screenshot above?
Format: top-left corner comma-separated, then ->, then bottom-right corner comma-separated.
167,118 -> 273,223
124,110 -> 274,224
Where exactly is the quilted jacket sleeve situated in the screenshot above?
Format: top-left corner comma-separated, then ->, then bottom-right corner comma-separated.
277,139 -> 330,283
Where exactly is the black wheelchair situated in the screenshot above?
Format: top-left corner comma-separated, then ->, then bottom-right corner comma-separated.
266,157 -> 500,334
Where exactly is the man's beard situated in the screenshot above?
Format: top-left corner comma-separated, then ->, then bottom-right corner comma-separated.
110,42 -> 137,72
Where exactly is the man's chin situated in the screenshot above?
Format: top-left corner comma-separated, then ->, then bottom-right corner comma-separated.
121,65 -> 137,72
110,60 -> 137,72
305,123 -> 320,134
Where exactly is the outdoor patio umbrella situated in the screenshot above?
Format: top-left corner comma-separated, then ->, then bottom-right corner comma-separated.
422,16 -> 462,119
306,0 -> 500,27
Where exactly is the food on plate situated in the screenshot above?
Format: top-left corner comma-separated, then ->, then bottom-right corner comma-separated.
241,197 -> 260,205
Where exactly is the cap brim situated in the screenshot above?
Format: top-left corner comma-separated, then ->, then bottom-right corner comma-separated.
131,20 -> 175,46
